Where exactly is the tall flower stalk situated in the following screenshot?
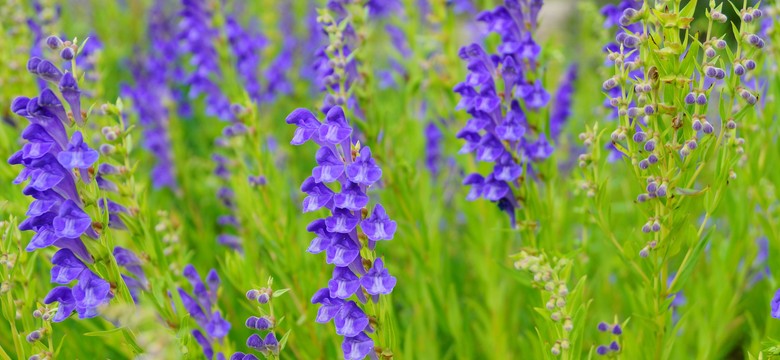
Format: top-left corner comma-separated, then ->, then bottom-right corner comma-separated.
455,0 -> 574,230
594,0 -> 765,354
286,105 -> 397,360
8,38 -> 135,321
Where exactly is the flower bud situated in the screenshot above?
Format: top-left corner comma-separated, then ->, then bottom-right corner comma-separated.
60,47 -> 74,61
692,119 -> 703,131
734,64 -> 746,76
644,139 -> 656,152
684,93 -> 696,104
46,35 -> 63,49
639,246 -> 650,258
648,153 -> 658,164
26,330 -> 42,343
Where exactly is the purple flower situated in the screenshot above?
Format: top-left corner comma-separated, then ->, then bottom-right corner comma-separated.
361,204 -> 397,241
52,200 -> 92,239
463,174 -> 485,201
286,108 -> 322,145
301,177 -> 335,212
326,234 -> 361,267
314,147 -> 345,183
179,266 -> 230,359
71,271 -> 111,318
361,259 -> 396,295
329,267 -> 361,299
334,183 -> 369,211
342,332 -> 375,360
334,301 -> 369,337
345,147 -> 382,186
57,131 -> 99,170
319,107 -> 353,145
312,288 -> 346,323
325,208 -> 361,234
306,219 -> 337,254
772,288 -> 780,319
50,249 -> 87,284
424,122 -> 443,177
43,286 -> 77,322
550,65 -> 577,141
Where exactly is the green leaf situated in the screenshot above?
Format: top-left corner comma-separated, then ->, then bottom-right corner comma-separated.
272,288 -> 290,298
669,228 -> 714,294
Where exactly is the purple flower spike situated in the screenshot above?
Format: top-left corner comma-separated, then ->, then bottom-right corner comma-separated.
50,249 -> 87,284
301,177 -> 335,212
43,286 -> 77,322
326,234 -> 361,267
334,301 -> 369,337
342,332 -> 374,360
72,271 -> 111,319
319,107 -> 353,145
286,108 -> 321,145
52,200 -> 92,239
361,204 -> 396,241
328,267 -> 361,299
58,131 -> 99,170
325,208 -> 360,233
346,147 -> 382,186
361,258 -> 396,295
334,183 -> 369,211
59,72 -> 83,125
313,147 -> 345,183
311,288 -> 346,323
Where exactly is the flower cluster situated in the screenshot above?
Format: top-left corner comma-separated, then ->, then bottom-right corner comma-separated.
123,4 -> 179,189
226,15 -> 266,103
550,65 -> 578,142
287,106 -> 397,359
602,0 -> 765,252
595,320 -> 623,355
232,279 -> 288,359
9,49 -> 128,321
514,250 -> 574,356
178,0 -> 232,120
456,0 -> 564,226
177,265 -> 231,360
262,4 -> 296,102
